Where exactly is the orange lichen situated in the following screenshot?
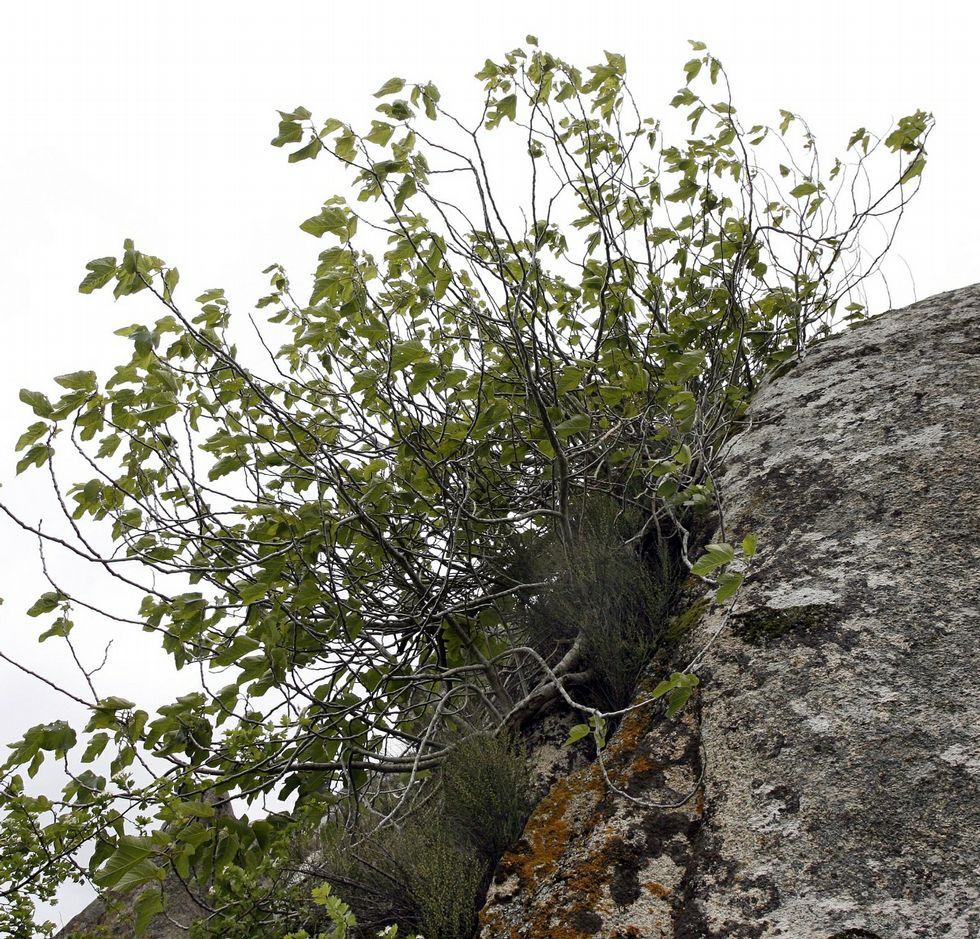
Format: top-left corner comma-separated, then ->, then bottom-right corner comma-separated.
606,698 -> 657,756
627,753 -> 658,775
480,677 -> 704,938
499,765 -> 606,890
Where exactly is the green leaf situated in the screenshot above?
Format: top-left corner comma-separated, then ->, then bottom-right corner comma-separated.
55,371 -> 97,392
555,366 -> 586,394
81,732 -> 110,763
499,94 -> 518,121
390,340 -> 430,371
670,88 -> 697,109
15,421 -> 48,452
373,77 -> 406,98
288,137 -> 323,163
665,349 -> 706,384
486,94 -> 518,128
209,454 -> 246,481
669,390 -> 697,424
554,413 -> 591,440
271,119 -> 303,148
279,106 -> 312,121
648,227 -> 678,245
78,257 -> 118,294
884,111 -> 931,153
42,721 -> 77,754
683,58 -> 702,83
665,178 -> 699,203
134,887 -> 164,936
19,388 -> 53,418
96,433 -> 121,458
174,800 -> 216,818
271,110 -> 308,147
847,127 -> 869,153
714,571 -> 743,604
650,672 -> 699,718
95,696 -> 137,712
196,288 -> 225,303
38,616 -> 73,642
651,672 -> 682,699
741,533 -> 758,557
300,205 -> 355,241
564,723 -> 590,746
163,267 -> 179,300
5,721 -> 78,770
16,443 -> 53,474
666,685 -> 695,718
690,542 -> 735,577
900,155 -> 926,184
789,182 -> 818,198
394,175 -> 417,211
26,592 -> 65,617
366,121 -> 395,146
94,836 -> 161,892
334,130 -> 357,162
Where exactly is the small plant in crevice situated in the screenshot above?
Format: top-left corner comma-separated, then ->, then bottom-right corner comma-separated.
309,734 -> 531,939
440,733 -> 532,862
515,498 -> 685,714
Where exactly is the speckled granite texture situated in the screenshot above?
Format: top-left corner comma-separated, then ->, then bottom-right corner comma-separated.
479,285 -> 980,938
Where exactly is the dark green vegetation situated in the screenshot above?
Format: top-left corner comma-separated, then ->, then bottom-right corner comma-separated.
731,603 -> 840,646
0,37 -> 930,939
307,736 -> 530,939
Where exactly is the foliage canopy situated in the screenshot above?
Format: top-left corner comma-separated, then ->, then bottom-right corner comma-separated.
0,38 -> 930,938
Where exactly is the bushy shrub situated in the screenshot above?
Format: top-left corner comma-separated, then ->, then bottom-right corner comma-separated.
440,733 -> 531,861
517,499 -> 680,711
313,734 -> 531,939
386,823 -> 484,939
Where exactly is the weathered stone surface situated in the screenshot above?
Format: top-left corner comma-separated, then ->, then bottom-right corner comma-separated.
522,706 -> 596,802
480,674 -> 703,938
57,873 -> 202,938
480,284 -> 980,937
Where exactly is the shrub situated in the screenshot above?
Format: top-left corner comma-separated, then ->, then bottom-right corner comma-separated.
313,734 -> 531,939
518,499 -> 679,711
440,733 -> 532,861
387,823 -> 484,939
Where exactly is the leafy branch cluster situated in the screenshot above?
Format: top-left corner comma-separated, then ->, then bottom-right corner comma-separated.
0,37 -> 930,938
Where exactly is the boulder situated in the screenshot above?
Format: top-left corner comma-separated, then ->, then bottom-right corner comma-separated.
479,285 -> 980,937
56,873 -> 202,939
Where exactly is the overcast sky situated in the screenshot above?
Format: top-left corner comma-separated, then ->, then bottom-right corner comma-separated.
1,1 -> 977,928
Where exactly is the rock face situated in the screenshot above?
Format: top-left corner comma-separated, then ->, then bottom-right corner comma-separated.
479,285 -> 980,938
57,874 -> 203,939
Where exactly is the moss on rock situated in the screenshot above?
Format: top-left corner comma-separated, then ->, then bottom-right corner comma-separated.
665,597 -> 710,643
730,603 -> 838,646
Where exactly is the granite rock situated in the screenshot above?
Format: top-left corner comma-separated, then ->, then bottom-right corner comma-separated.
479,284 -> 980,938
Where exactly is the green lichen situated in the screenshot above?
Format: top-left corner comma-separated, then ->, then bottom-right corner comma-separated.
731,603 -> 838,645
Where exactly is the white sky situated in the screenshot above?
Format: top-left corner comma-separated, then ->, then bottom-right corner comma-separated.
1,0 -> 977,929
